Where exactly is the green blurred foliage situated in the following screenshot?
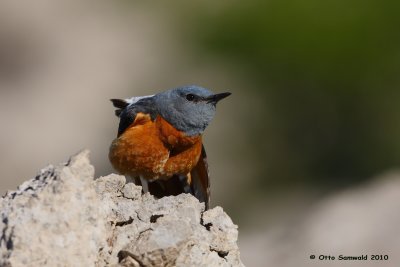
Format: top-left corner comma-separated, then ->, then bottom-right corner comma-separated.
175,0 -> 400,189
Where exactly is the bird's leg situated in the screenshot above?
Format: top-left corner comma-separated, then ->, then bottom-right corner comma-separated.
139,176 -> 149,193
125,176 -> 142,186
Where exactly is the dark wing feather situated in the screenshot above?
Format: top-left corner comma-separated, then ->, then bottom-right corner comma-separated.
110,97 -> 157,136
190,145 -> 210,209
110,99 -> 129,117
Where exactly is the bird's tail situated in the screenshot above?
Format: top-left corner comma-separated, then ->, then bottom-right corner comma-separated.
110,99 -> 129,117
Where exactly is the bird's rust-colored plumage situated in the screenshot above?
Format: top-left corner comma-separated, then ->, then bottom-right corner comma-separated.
109,113 -> 202,180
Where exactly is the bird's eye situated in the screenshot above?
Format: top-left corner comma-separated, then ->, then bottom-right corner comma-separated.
186,94 -> 195,101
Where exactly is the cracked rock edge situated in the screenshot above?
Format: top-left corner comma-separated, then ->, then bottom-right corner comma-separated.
0,150 -> 244,267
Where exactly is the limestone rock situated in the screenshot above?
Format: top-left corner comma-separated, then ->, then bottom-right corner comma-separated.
0,151 -> 244,267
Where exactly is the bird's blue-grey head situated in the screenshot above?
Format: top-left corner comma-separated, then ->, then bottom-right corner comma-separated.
153,85 -> 231,136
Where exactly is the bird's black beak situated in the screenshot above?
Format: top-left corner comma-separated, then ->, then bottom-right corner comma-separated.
207,92 -> 231,104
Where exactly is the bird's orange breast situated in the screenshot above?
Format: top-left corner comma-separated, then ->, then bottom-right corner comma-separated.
109,113 -> 202,180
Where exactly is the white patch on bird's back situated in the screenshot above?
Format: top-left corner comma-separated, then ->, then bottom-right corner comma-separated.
125,95 -> 154,105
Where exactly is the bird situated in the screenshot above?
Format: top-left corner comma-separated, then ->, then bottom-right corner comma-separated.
108,85 -> 231,210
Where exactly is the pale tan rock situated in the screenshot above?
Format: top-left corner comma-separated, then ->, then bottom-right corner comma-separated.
0,150 -> 107,267
0,151 -> 244,267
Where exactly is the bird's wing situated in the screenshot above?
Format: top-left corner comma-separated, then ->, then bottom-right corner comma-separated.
110,96 -> 157,136
189,145 -> 210,209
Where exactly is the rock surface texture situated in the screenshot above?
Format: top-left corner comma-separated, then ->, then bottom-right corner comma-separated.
0,151 -> 244,267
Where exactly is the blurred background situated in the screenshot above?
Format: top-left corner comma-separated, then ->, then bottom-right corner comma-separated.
1,0 -> 400,266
